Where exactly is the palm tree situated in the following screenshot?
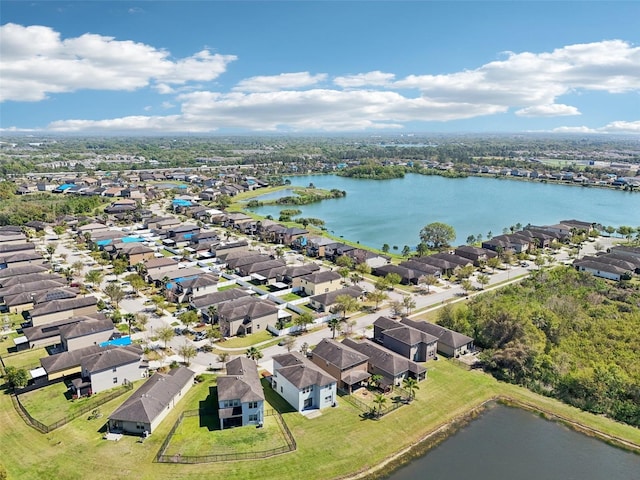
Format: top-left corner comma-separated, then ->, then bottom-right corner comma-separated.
218,352 -> 230,363
84,269 -> 103,289
477,273 -> 490,290
327,317 -> 343,339
373,394 -> 387,418
124,313 -> 135,336
368,374 -> 383,390
402,377 -> 419,401
246,346 -> 263,361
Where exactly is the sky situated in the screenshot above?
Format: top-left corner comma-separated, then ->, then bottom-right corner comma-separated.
1,1 -> 639,135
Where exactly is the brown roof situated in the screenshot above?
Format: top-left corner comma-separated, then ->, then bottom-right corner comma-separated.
29,296 -> 98,318
59,317 -> 114,340
311,338 -> 369,370
81,346 -> 141,374
218,296 -> 278,322
400,318 -> 473,349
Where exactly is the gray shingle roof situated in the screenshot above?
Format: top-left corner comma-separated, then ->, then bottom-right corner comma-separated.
310,286 -> 363,307
218,296 -> 278,322
82,346 -> 141,374
311,338 -> 368,370
273,352 -> 335,389
300,270 -> 341,284
342,338 -> 426,379
190,288 -> 250,309
108,367 -> 194,424
23,314 -> 107,343
29,296 -> 98,317
401,318 -> 473,349
0,264 -> 48,278
59,317 -> 114,340
217,357 -> 264,403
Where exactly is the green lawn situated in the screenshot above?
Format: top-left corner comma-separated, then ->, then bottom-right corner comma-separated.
2,347 -> 47,371
1,362 -> 639,480
0,331 -> 20,356
163,413 -> 289,457
217,283 -> 240,292
220,330 -> 274,348
18,381 -> 135,426
279,293 -> 302,302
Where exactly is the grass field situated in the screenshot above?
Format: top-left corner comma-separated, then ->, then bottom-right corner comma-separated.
2,347 -> 47,371
17,382 -> 132,426
1,362 -> 639,480
218,330 -> 273,348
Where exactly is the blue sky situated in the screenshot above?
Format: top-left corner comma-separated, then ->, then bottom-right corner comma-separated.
1,1 -> 639,135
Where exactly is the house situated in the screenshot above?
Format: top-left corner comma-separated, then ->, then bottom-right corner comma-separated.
40,344 -> 142,381
218,296 -> 279,337
118,243 -> 155,266
148,266 -> 205,286
0,278 -> 67,306
173,273 -> 219,303
237,259 -> 287,282
217,357 -> 265,429
277,264 -> 321,286
108,366 -> 194,435
573,258 -> 630,281
271,352 -> 337,412
0,250 -> 46,269
342,338 -> 426,387
72,346 -> 145,396
454,245 -> 498,266
375,264 -> 429,285
28,296 -> 99,327
143,257 -> 179,282
0,272 -> 63,289
400,318 -> 474,358
76,222 -> 109,235
0,264 -> 49,279
293,270 -> 342,296
310,338 -> 370,391
21,314 -> 108,349
59,317 -> 115,351
212,240 -> 249,259
372,316 -> 438,362
309,286 -> 364,313
190,288 -> 251,320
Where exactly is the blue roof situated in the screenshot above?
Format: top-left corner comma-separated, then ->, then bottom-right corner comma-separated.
57,183 -> 75,190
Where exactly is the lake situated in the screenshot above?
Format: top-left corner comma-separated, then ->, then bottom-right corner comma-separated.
249,174 -> 640,249
384,404 -> 640,480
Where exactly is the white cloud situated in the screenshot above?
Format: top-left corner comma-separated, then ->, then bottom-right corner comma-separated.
516,104 -> 581,117
553,120 -> 640,134
0,23 -> 236,102
334,71 -> 395,88
233,72 -> 327,92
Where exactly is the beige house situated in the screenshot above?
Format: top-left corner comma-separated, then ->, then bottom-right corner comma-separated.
218,296 -> 279,337
59,317 -> 115,351
29,296 -> 98,327
108,367 -> 194,435
310,338 -> 370,391
293,270 -> 342,296
118,243 -> 155,266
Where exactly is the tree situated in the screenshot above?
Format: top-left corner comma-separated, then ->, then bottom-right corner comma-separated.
112,258 -> 128,275
84,269 -> 103,288
124,313 -> 135,336
104,283 -> 125,308
367,289 -> 388,310
390,300 -> 404,318
368,374 -> 383,389
534,254 -> 545,270
373,394 -> 387,418
281,336 -> 296,352
134,312 -> 148,332
4,366 -> 29,389
420,275 -> 438,293
177,343 -> 197,366
455,264 -> 475,279
217,194 -> 232,209
45,242 -> 58,261
300,342 -> 310,356
124,273 -> 146,294
416,242 -> 429,256
487,256 -> 501,272
207,324 -> 221,345
381,243 -> 390,253
402,295 -> 416,316
402,377 -> 419,401
477,273 -> 490,290
179,310 -> 199,330
156,326 -> 175,349
246,346 -> 263,361
217,352 -> 230,363
460,279 -> 473,296
71,260 -> 84,277
327,316 -> 344,339
336,254 -> 354,269
333,294 -> 359,320
349,272 -> 362,286
401,245 -> 411,256
338,266 -> 351,282
385,272 -> 401,288
355,262 -> 372,275
294,312 -> 314,332
419,222 -> 456,250
375,277 -> 390,291
466,234 -> 476,245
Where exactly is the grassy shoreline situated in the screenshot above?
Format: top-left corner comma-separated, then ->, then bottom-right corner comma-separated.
1,361 -> 639,480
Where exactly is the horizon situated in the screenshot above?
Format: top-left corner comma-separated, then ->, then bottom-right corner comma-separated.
1,1 -> 639,135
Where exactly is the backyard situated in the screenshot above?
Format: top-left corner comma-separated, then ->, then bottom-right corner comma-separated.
1,362 -> 639,480
2,347 -> 47,371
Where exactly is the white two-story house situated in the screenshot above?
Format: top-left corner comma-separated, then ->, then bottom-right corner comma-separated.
217,357 -> 265,429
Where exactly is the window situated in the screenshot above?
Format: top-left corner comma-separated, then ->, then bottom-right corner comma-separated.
113,377 -> 118,384
325,395 -> 333,403
248,401 -> 258,409
272,381 -> 277,390
248,414 -> 258,422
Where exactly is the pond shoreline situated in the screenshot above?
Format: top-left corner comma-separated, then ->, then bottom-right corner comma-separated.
341,396 -> 640,480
